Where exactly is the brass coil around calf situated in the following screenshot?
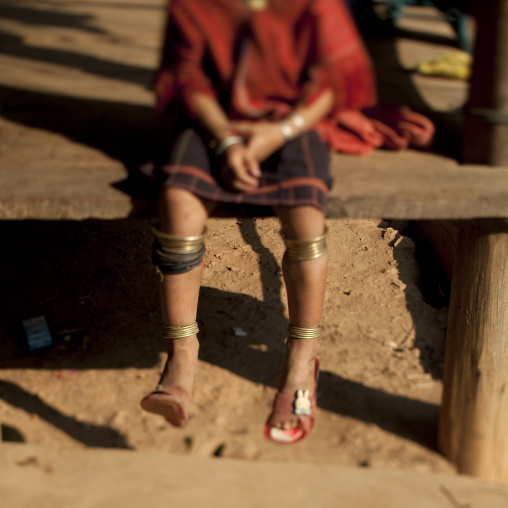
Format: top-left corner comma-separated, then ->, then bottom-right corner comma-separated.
282,227 -> 328,262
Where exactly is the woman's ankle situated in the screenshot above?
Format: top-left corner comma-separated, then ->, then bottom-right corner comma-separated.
166,334 -> 200,358
158,335 -> 200,389
285,337 -> 320,358
278,338 -> 319,392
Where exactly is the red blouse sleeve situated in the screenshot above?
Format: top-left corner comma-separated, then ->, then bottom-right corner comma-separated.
301,0 -> 377,116
154,0 -> 217,116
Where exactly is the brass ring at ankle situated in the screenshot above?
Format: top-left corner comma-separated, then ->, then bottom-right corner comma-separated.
282,227 -> 328,262
287,324 -> 321,340
163,322 -> 199,339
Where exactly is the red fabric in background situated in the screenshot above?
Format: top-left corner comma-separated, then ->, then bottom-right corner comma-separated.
154,0 -> 434,155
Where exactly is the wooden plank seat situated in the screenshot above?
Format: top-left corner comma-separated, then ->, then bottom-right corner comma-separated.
1,150 -> 508,221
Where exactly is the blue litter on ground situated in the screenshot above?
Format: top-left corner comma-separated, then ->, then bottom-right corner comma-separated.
22,316 -> 53,351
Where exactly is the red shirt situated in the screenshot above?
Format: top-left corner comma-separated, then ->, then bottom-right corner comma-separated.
155,0 -> 376,119
154,0 -> 434,154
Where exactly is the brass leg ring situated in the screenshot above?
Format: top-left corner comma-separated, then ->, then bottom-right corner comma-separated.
163,322 -> 199,339
282,226 -> 328,262
287,324 -> 321,340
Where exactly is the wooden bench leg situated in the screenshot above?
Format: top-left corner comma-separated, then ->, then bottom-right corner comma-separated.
439,221 -> 508,482
462,0 -> 508,166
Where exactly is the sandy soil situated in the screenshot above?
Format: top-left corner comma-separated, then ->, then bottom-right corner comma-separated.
0,215 -> 453,473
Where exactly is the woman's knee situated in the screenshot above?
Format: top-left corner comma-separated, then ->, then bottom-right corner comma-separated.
275,205 -> 326,240
275,206 -> 328,263
159,187 -> 210,236
153,188 -> 210,276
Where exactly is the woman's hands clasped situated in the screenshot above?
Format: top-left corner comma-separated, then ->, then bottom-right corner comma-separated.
220,121 -> 286,192
230,121 -> 287,162
221,143 -> 261,192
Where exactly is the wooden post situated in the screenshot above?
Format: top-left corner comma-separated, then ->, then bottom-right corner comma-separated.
439,222 -> 508,482
462,0 -> 508,166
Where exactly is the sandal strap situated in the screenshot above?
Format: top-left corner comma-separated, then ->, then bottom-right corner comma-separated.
266,392 -> 316,429
152,385 -> 190,402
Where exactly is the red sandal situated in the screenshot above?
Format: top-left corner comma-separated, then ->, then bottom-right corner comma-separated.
264,359 -> 319,444
140,385 -> 190,428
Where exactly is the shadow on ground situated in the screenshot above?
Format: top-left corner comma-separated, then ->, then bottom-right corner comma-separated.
0,380 -> 132,448
0,219 -> 440,452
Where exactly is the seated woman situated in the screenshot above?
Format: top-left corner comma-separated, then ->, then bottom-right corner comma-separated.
140,0 -> 382,444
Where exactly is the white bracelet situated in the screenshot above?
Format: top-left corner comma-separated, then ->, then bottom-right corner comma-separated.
289,113 -> 305,132
215,135 -> 244,156
279,121 -> 293,141
279,113 -> 306,142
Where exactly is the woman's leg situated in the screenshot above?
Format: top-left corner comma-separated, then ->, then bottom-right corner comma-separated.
142,187 -> 212,424
271,205 -> 328,430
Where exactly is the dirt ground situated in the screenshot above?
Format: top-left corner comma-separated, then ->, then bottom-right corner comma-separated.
0,214 -> 453,473
0,0 -> 460,476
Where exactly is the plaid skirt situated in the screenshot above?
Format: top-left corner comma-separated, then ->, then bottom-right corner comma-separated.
159,128 -> 332,213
